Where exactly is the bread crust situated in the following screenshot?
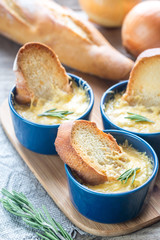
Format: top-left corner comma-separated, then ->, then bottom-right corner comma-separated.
0,0 -> 133,80
123,48 -> 160,106
55,120 -> 122,185
79,0 -> 141,27
14,42 -> 71,104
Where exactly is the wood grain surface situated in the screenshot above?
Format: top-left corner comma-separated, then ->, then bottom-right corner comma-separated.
1,91 -> 160,237
0,0 -> 160,239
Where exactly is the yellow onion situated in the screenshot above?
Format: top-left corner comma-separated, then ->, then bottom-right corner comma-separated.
122,1 -> 160,57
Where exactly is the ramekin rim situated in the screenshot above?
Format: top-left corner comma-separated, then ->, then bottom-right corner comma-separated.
8,73 -> 94,128
65,129 -> 159,197
100,80 -> 160,136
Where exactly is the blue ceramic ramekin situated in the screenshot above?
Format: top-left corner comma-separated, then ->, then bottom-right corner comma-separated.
9,73 -> 94,155
100,81 -> 160,158
65,130 -> 158,223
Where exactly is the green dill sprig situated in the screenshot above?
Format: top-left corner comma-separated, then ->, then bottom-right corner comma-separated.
0,188 -> 73,240
38,108 -> 73,119
125,112 -> 154,123
117,168 -> 140,185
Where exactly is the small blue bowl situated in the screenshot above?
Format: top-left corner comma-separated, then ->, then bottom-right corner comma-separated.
9,73 -> 94,155
100,81 -> 160,158
65,130 -> 158,223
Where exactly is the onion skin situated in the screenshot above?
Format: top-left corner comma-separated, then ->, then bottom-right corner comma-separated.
79,0 -> 141,27
122,1 -> 160,57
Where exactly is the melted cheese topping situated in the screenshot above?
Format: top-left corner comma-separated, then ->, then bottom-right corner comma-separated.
105,92 -> 160,133
86,141 -> 153,193
14,82 -> 89,125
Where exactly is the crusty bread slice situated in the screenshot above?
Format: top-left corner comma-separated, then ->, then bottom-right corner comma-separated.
55,120 -> 124,185
123,48 -> 160,106
13,42 -> 71,104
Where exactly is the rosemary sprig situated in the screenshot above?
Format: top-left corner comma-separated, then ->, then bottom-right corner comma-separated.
0,188 -> 73,240
125,112 -> 154,123
38,108 -> 73,119
117,168 -> 140,185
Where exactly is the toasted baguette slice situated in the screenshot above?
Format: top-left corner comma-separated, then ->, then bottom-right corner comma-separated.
123,48 -> 160,106
55,120 -> 124,185
13,42 -> 71,104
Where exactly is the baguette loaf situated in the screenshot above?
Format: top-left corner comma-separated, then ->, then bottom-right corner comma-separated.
55,120 -> 126,185
14,42 -> 71,104
123,48 -> 160,107
0,0 -> 133,80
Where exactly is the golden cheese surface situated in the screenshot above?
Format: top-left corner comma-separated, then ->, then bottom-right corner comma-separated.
86,141 -> 153,193
14,82 -> 89,125
105,92 -> 160,133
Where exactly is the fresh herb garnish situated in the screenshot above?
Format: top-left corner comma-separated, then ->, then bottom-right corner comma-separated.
38,108 -> 74,119
0,188 -> 73,240
117,168 -> 140,185
125,112 -> 154,123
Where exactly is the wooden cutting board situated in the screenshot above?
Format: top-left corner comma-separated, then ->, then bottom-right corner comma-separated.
1,74 -> 160,236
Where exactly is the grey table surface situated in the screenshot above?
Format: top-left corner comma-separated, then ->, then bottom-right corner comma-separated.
0,0 -> 160,239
